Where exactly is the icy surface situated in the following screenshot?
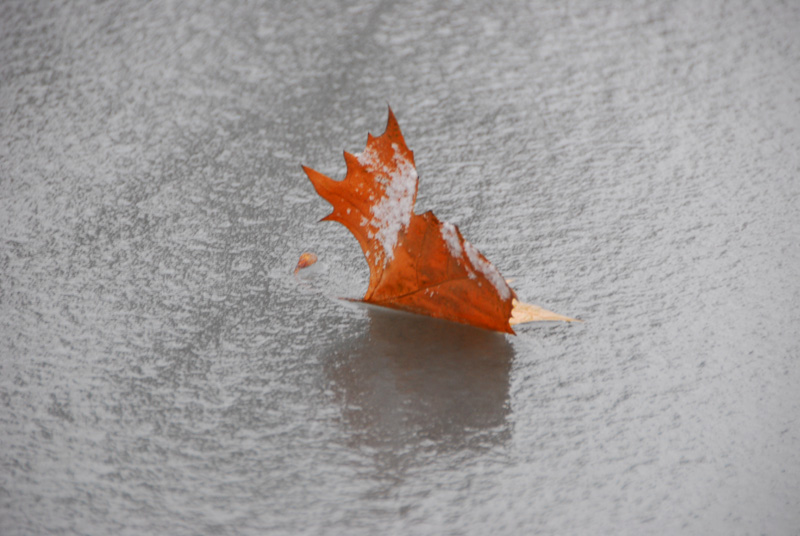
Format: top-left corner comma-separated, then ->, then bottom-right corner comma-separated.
2,1 -> 799,535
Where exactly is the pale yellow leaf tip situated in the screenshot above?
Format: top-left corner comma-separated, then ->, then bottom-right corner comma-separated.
509,298 -> 581,325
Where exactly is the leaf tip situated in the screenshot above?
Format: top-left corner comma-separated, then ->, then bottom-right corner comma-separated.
303,164 -> 337,194
509,299 -> 579,325
386,106 -> 400,134
343,151 -> 361,170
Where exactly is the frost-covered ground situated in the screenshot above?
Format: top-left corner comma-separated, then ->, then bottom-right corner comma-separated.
2,1 -> 799,534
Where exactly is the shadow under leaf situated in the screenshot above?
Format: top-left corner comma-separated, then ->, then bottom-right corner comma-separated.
324,305 -> 516,457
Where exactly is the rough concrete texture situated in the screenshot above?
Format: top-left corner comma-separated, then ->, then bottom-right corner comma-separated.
2,1 -> 799,534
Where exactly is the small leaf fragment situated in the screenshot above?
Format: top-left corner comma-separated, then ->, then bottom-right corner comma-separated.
294,252 -> 318,274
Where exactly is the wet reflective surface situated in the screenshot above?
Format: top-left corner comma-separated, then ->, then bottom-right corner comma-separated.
2,1 -> 799,534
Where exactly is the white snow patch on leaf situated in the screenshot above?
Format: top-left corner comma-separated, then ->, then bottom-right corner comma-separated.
357,143 -> 418,263
440,221 -> 463,259
464,241 -> 511,300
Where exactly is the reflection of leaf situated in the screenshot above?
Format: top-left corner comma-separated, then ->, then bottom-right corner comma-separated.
324,307 -> 513,451
303,109 -> 576,333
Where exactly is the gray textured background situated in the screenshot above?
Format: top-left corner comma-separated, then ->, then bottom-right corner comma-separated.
2,1 -> 799,534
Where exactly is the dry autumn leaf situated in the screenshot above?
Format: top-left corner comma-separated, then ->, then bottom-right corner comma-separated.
302,109 -> 576,333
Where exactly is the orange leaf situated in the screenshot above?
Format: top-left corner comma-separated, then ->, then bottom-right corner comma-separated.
303,109 -> 517,333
